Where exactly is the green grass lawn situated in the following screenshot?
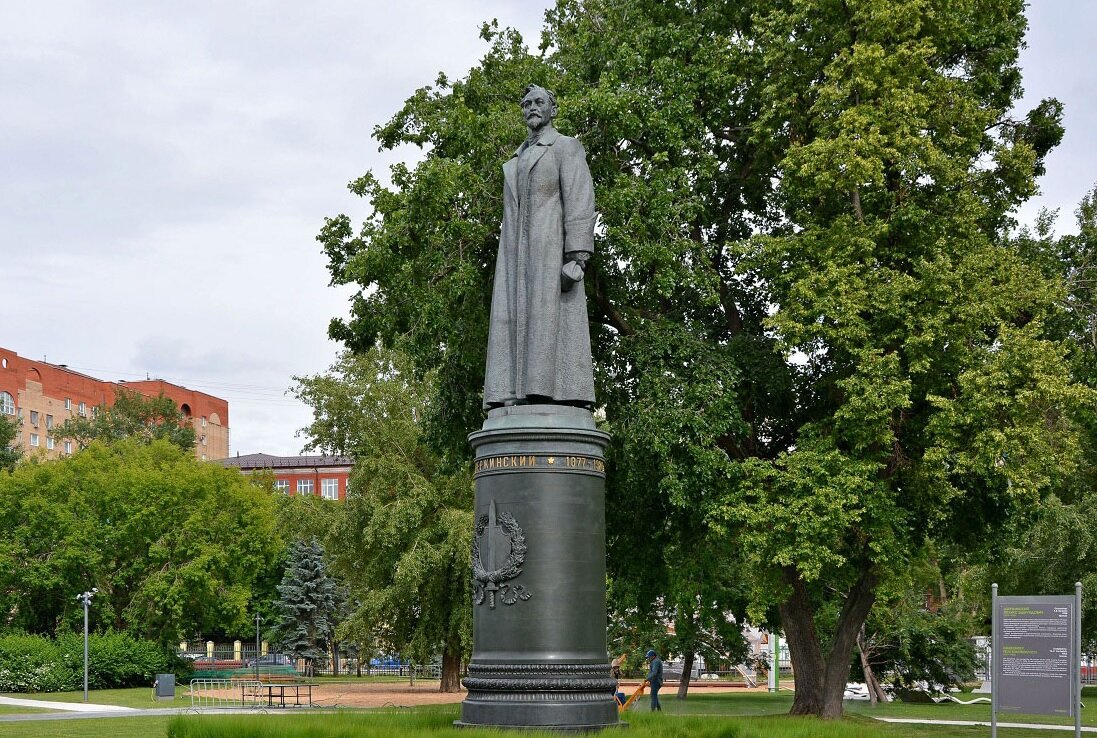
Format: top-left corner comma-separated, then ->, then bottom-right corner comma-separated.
2,685 -> 1092,738
0,704 -> 54,715
646,688 -> 1094,727
0,716 -> 173,738
162,704 -> 1087,738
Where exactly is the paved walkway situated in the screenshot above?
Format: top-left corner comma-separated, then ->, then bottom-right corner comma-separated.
0,695 -> 137,712
0,698 -> 294,723
876,717 -> 1096,733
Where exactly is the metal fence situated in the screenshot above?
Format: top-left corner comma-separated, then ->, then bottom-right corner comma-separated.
309,658 -> 440,679
181,644 -> 440,679
189,679 -> 264,709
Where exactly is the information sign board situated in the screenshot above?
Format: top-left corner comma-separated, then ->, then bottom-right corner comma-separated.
994,595 -> 1076,716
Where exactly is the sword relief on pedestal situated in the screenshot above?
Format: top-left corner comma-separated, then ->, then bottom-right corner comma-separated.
471,499 -> 531,608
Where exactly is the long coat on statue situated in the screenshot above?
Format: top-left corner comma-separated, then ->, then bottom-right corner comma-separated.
483,127 -> 596,408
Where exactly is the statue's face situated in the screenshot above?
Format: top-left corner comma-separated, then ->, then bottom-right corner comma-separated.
521,87 -> 555,133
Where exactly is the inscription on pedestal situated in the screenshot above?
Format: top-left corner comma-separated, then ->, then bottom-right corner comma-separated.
474,454 -> 605,476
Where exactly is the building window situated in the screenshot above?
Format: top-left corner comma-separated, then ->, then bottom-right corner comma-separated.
64,440 -> 73,454
200,435 -> 207,446
201,416 -> 207,427
0,392 -> 13,416
296,479 -> 314,496
274,480 -> 289,494
321,478 -> 339,500
30,433 -> 39,447
200,453 -> 207,461
64,398 -> 71,410
78,401 -> 87,417
30,410 -> 39,427
46,436 -> 55,450
46,414 -> 53,430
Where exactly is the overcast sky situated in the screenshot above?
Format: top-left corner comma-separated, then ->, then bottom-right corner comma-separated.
2,2 -> 1093,457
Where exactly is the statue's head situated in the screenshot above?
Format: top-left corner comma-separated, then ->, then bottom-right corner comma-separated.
520,84 -> 557,133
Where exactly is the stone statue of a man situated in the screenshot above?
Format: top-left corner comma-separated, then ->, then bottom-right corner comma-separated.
482,84 -> 596,410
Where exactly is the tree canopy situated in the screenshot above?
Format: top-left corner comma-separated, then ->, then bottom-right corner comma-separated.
57,386 -> 196,452
317,0 -> 1092,716
0,440 -> 282,644
292,348 -> 473,691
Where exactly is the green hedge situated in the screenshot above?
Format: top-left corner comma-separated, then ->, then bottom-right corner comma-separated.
0,631 -> 175,692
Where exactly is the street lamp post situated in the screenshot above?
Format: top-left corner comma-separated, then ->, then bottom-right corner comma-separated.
75,588 -> 97,703
254,614 -> 263,683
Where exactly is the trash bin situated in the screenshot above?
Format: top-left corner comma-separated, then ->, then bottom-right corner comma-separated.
154,674 -> 175,702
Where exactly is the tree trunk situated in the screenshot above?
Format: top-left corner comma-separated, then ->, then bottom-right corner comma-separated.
779,571 -> 826,716
332,640 -> 340,676
780,566 -> 878,718
676,651 -> 695,699
856,624 -> 887,705
440,648 -> 463,692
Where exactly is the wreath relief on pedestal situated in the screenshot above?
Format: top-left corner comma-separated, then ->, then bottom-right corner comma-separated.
471,499 -> 532,608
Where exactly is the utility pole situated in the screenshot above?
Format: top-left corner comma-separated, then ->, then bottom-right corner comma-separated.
76,588 -> 97,703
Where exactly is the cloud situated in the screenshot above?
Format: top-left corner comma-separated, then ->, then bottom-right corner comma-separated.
6,0 -> 1091,457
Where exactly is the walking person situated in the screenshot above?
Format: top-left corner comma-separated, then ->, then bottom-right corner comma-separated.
643,649 -> 663,711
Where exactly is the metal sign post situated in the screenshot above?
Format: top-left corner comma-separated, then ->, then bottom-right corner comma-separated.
991,583 -> 997,738
1076,582 -> 1083,738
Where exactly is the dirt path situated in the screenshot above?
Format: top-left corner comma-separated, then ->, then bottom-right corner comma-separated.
190,679 -> 768,709
309,681 -> 466,708
307,680 -> 767,708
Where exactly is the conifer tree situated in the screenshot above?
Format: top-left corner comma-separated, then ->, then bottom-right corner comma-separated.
273,538 -> 339,676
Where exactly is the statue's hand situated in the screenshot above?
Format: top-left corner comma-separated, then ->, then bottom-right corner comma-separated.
561,251 -> 590,292
561,261 -> 583,291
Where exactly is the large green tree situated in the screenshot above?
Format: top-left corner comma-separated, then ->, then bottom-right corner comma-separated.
988,186 -> 1097,651
57,386 -> 196,452
292,348 -> 473,691
317,0 -> 1091,716
0,440 -> 282,644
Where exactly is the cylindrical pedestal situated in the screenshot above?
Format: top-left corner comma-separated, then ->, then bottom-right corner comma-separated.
456,406 -> 619,731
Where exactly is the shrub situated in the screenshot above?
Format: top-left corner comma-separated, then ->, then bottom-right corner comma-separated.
0,630 -> 173,692
57,631 -> 166,688
0,632 -> 80,693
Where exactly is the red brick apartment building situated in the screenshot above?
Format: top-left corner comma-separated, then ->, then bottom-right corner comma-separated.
220,453 -> 352,501
0,346 -> 229,460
